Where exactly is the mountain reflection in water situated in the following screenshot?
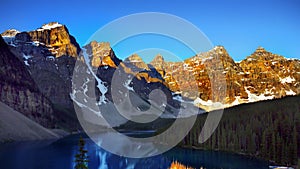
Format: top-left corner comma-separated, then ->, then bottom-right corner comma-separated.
0,133 -> 270,169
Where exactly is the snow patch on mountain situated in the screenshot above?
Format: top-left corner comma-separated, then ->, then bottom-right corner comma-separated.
82,48 -> 108,105
173,94 -> 184,102
22,53 -> 32,66
37,22 -> 63,31
1,29 -> 20,37
201,56 -> 213,63
124,79 -> 134,91
31,41 -> 46,46
194,97 -> 224,111
245,88 -> 274,103
1,29 -> 19,46
286,89 -> 296,95
280,76 -> 295,84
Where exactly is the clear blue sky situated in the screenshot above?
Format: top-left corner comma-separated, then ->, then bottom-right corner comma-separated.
1,0 -> 299,61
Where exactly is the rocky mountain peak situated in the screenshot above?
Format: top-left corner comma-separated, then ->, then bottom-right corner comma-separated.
29,22 -> 79,57
152,54 -> 165,62
1,29 -> 20,37
89,41 -> 111,50
239,48 -> 299,101
190,46 -> 236,70
125,54 -> 149,70
193,45 -> 231,63
245,47 -> 285,62
149,54 -> 165,76
254,46 -> 267,53
2,22 -> 81,58
211,46 -> 233,60
213,45 -> 226,54
0,23 -> 81,114
251,46 -> 271,59
149,45 -> 299,111
84,41 -> 119,68
126,53 -> 143,62
1,29 -> 20,44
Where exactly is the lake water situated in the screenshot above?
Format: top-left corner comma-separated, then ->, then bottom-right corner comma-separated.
0,133 -> 270,169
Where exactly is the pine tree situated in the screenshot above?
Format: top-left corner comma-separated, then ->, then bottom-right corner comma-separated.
291,127 -> 298,165
248,134 -> 256,154
74,136 -> 89,169
281,142 -> 288,165
271,133 -> 276,161
261,130 -> 267,158
275,133 -> 281,164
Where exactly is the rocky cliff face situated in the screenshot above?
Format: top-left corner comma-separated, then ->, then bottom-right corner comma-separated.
148,46 -> 299,110
239,47 -> 299,98
1,22 -> 82,130
148,46 -> 244,101
0,36 -> 54,127
70,41 -> 180,128
1,22 -> 80,109
85,41 -> 120,68
150,54 -> 165,76
124,54 -> 150,71
14,22 -> 80,57
77,41 -> 174,103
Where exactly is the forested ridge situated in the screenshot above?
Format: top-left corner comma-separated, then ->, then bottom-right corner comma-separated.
181,96 -> 300,166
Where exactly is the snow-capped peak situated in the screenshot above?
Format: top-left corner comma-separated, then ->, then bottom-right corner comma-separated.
38,22 -> 63,31
1,29 -> 20,37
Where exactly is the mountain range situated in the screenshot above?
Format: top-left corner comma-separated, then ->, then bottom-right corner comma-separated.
0,22 -> 299,136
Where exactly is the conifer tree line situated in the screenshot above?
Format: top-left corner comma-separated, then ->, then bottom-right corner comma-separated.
180,96 -> 300,166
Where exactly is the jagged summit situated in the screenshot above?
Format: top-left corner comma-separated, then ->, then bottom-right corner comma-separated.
252,46 -> 269,56
252,46 -> 268,54
256,46 -> 266,51
210,45 -> 229,56
1,29 -> 20,37
149,54 -> 165,75
0,23 -> 81,112
1,22 -> 64,37
194,45 -> 230,61
213,45 -> 226,52
86,41 -> 111,52
125,53 -> 144,62
151,54 -> 165,63
239,47 -> 299,102
1,29 -> 20,44
1,22 -> 80,58
125,53 -> 149,70
246,46 -> 286,61
191,45 -> 234,66
83,41 -> 119,68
